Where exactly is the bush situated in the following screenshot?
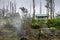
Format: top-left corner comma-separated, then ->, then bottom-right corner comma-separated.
46,18 -> 60,30
31,18 -> 44,29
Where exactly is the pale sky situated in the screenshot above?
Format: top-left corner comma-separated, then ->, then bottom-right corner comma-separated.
0,0 -> 60,14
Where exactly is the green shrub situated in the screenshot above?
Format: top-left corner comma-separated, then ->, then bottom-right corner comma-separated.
46,18 -> 60,30
31,18 -> 44,29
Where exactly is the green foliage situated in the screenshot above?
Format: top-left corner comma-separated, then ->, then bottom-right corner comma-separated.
46,18 -> 60,30
31,18 -> 44,29
32,18 -> 38,26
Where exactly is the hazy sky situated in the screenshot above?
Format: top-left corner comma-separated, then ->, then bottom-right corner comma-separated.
0,0 -> 60,14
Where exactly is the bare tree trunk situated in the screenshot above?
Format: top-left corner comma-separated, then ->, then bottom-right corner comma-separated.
50,0 -> 53,19
50,0 -> 55,19
33,0 -> 35,19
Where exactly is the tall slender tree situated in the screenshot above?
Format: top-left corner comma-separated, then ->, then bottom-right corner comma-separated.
33,0 -> 35,19
40,1 -> 42,14
2,1 -> 5,17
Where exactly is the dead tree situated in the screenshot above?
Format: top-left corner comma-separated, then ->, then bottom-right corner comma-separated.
33,0 -> 35,19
